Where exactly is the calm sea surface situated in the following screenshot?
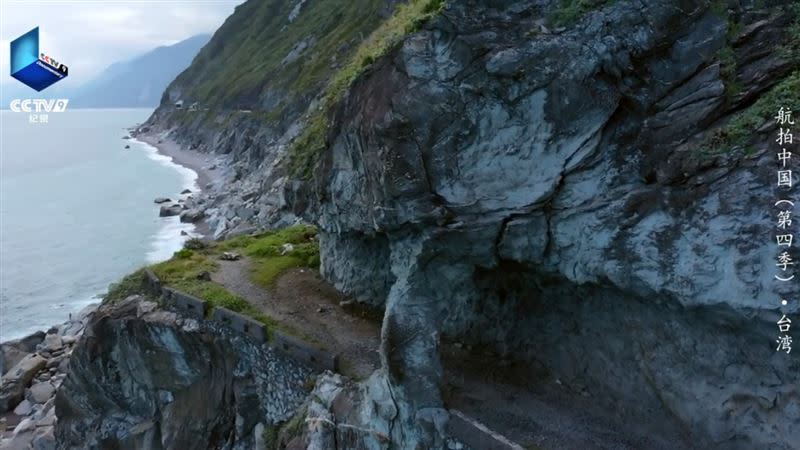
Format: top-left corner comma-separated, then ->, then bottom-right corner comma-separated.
1,109 -> 197,340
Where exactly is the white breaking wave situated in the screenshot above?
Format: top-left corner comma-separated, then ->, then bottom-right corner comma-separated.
132,138 -> 202,264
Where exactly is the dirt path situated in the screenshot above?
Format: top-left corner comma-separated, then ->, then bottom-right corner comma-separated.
211,257 -> 381,379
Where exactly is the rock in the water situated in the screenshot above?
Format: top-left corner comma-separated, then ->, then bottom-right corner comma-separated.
124,145 -> 130,149
180,189 -> 192,194
0,354 -> 47,412
28,383 -> 55,404
159,204 -> 182,217
180,230 -> 188,236
153,197 -> 172,204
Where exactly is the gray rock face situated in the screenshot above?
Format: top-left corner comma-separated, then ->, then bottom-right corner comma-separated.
300,1 -> 799,449
55,296 -> 313,450
0,332 -> 44,376
131,0 -> 800,448
158,204 -> 182,217
0,354 -> 47,412
179,208 -> 205,223
28,382 -> 55,404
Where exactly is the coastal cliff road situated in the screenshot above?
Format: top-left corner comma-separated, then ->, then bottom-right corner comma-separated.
211,257 -> 381,379
210,259 -> 676,449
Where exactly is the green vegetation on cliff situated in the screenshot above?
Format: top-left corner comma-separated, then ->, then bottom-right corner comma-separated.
105,269 -> 147,304
702,71 -> 800,155
216,224 -> 319,287
105,226 -> 320,339
172,0 -> 409,109
288,0 -> 446,178
152,224 -> 318,313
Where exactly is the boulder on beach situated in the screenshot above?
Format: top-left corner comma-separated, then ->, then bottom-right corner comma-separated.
1,331 -> 45,376
179,208 -> 205,223
41,334 -> 62,353
0,354 -> 47,412
153,197 -> 171,204
181,189 -> 192,195
159,204 -> 182,217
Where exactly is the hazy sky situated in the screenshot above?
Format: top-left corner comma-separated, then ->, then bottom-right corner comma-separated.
0,0 -> 243,88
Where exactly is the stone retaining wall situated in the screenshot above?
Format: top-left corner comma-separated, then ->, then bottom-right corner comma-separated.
272,331 -> 338,372
161,287 -> 207,320
143,269 -> 161,296
142,271 -> 333,368
211,307 -> 267,342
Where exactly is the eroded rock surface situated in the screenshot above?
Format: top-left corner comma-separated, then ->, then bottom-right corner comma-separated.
55,295 -> 313,450
128,0 -> 800,448
300,0 -> 800,448
0,304 -> 94,450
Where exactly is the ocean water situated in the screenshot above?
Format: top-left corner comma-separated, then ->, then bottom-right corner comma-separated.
0,109 -> 198,341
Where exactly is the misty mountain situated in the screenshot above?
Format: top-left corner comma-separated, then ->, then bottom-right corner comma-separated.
70,34 -> 210,108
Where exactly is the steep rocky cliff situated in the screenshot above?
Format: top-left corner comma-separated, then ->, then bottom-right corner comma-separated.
140,0 -> 799,449
305,1 -> 800,447
55,296 -> 312,449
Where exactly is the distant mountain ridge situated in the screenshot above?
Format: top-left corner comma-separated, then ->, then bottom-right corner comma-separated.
69,34 -> 210,108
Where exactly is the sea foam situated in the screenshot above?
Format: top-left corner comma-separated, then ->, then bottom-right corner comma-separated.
133,138 -> 201,264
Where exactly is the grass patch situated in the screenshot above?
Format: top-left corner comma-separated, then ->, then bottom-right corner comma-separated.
262,424 -> 280,450
716,45 -> 741,100
287,0 -> 446,178
217,224 -> 321,287
251,256 -> 306,288
144,225 -> 321,341
151,250 -> 283,331
150,250 -> 217,283
104,269 -> 147,304
701,71 -> 800,155
277,404 -> 309,446
779,4 -> 800,62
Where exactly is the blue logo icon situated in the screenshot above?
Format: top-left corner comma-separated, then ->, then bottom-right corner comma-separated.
10,27 -> 69,91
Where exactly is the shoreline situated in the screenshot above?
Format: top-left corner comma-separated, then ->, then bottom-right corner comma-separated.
134,132 -> 219,238
135,133 -> 215,193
